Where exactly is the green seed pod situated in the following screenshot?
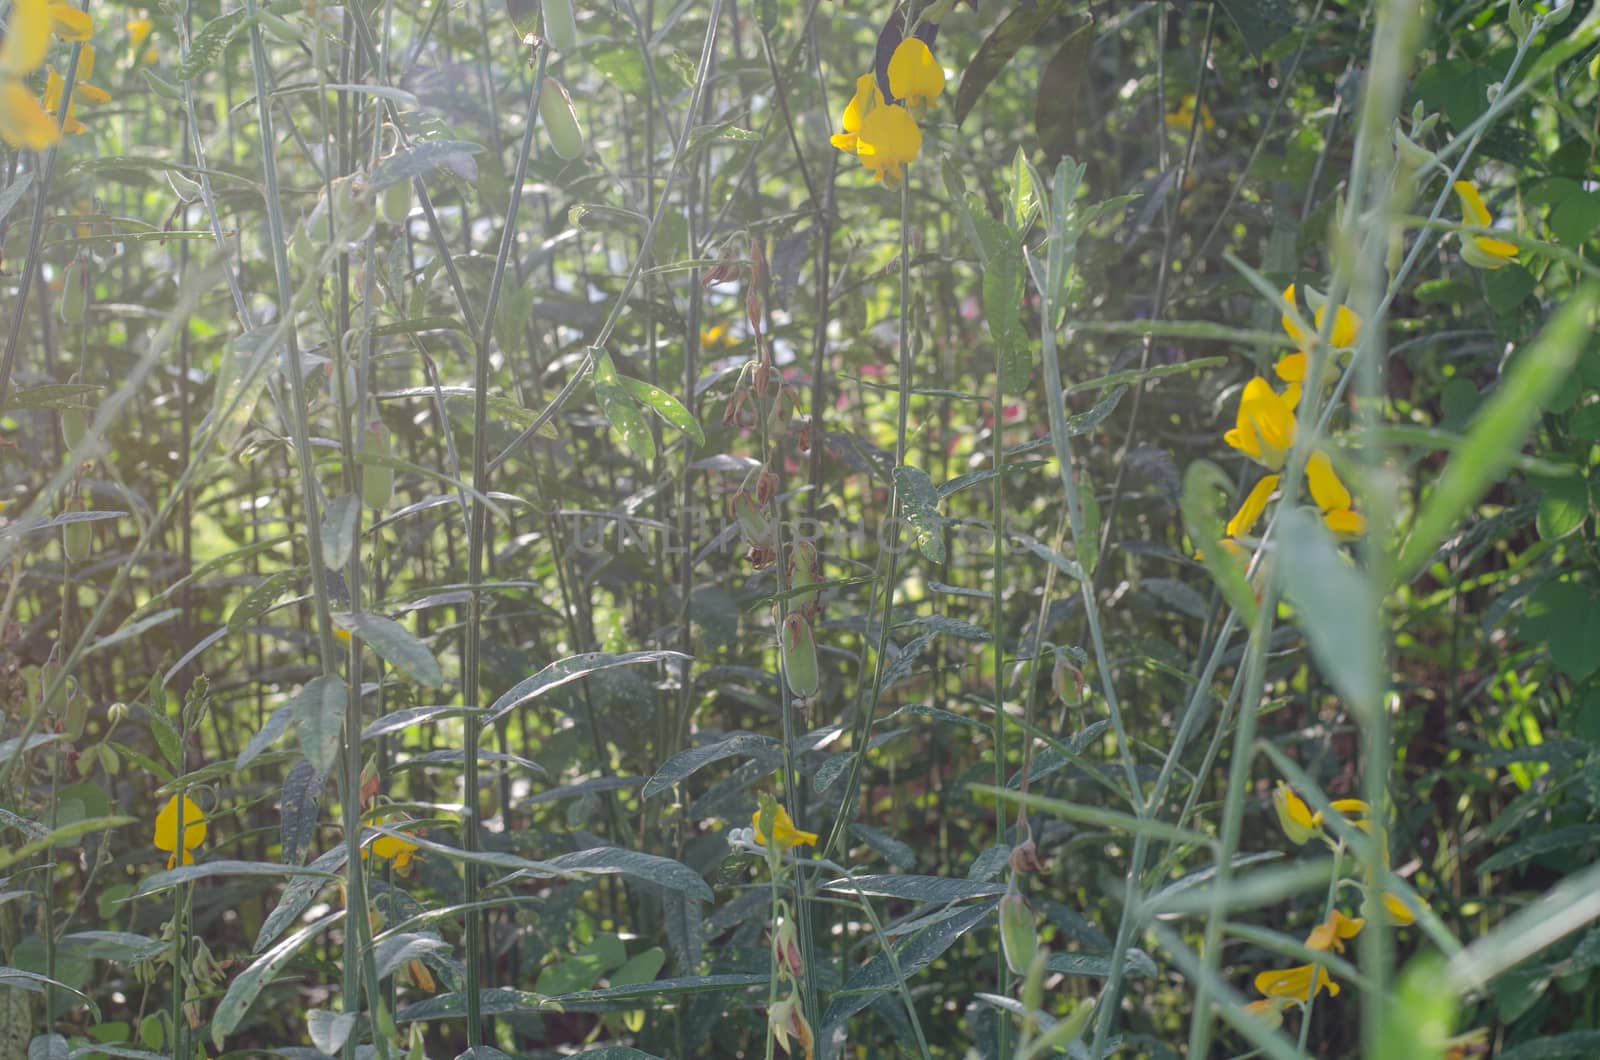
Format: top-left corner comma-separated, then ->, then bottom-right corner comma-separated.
61,407 -> 88,452
787,540 -> 822,616
362,420 -> 395,510
64,518 -> 92,563
380,180 -> 411,225
780,613 -> 819,700
1029,998 -> 1097,1053
259,10 -> 302,45
999,888 -> 1038,977
59,261 -> 87,325
731,491 -> 771,547
539,76 -> 586,161
543,0 -> 580,51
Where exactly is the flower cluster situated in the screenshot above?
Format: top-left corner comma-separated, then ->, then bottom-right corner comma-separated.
753,797 -> 818,1059
1245,781 -> 1424,1027
0,0 -> 101,150
829,38 -> 945,187
1219,285 -> 1366,552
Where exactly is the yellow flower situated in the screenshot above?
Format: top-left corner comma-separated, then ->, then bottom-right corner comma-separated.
1378,889 -> 1417,926
1306,450 -> 1365,537
1281,284 -> 1360,353
887,38 -> 944,117
700,324 -> 736,349
1164,93 -> 1214,131
0,0 -> 59,150
367,828 -> 420,871
46,3 -> 93,42
127,16 -> 153,52
1453,180 -> 1518,270
753,801 -> 818,854
1224,377 -> 1296,471
1226,474 -> 1279,540
154,794 -> 208,869
1306,909 -> 1365,954
857,102 -> 921,187
1255,962 -> 1339,1002
829,73 -> 881,155
1272,781 -> 1319,845
335,628 -> 353,645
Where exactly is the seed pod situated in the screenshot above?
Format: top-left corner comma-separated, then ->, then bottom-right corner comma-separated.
539,76 -> 586,160
780,613 -> 820,700
787,540 -> 822,617
362,420 -> 394,510
731,490 -> 771,547
543,0 -> 580,51
380,180 -> 411,226
61,407 -> 88,452
64,517 -> 92,563
999,887 -> 1038,977
59,260 -> 87,325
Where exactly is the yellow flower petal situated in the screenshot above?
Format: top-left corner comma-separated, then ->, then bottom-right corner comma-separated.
1226,474 -> 1279,540
1307,909 -> 1365,953
1305,450 -> 1352,514
1225,377 -> 1295,471
0,77 -> 60,149
1272,781 -> 1319,845
127,17 -> 153,52
887,38 -> 944,116
47,4 -> 93,42
753,801 -> 818,853
153,794 -> 208,856
1274,351 -> 1306,384
1255,963 -> 1338,1001
1452,180 -> 1492,228
0,0 -> 52,75
1381,890 -> 1417,926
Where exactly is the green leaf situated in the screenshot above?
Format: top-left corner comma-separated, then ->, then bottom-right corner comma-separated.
823,902 -> 996,1028
1047,950 -> 1158,979
544,974 -> 766,1012
1520,581 -> 1600,682
237,700 -> 296,771
0,172 -> 32,226
227,568 -> 302,634
10,382 -> 98,411
642,733 -> 778,799
176,9 -> 250,81
132,859 -> 341,899
535,934 -> 627,996
207,326 -> 282,457
953,0 -> 1072,125
595,380 -> 656,462
368,141 -> 486,192
1550,190 -> 1600,246
373,933 -> 451,980
306,1009 -> 357,1055
213,913 -> 342,1048
337,612 -> 444,687
1537,474 -> 1589,541
1480,824 -> 1600,874
970,206 -> 1032,393
617,376 -> 705,449
320,494 -> 360,571
56,931 -> 167,964
893,465 -> 945,564
541,847 -> 714,903
1279,508 -> 1382,717
292,676 -> 345,778
1485,263 -> 1537,312
820,875 -> 1004,902
1398,287 -> 1597,581
0,816 -> 135,874
486,650 -> 686,725
281,759 -> 324,865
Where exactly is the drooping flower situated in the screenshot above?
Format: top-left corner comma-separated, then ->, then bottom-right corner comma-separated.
856,101 -> 921,187
126,16 -> 153,53
753,801 -> 818,854
1244,997 -> 1287,1030
1306,909 -> 1365,954
46,3 -> 92,42
829,73 -> 880,155
1255,963 -> 1339,1002
0,0 -> 60,150
154,793 -> 208,869
1377,889 -> 1417,926
1224,377 -> 1296,471
1306,450 -> 1365,537
1164,93 -> 1214,132
1272,781 -> 1319,845
44,43 -> 108,134
1280,284 -> 1361,352
887,38 -> 944,117
1226,474 -> 1279,541
768,990 -> 815,1059
1453,180 -> 1518,270
367,828 -> 420,871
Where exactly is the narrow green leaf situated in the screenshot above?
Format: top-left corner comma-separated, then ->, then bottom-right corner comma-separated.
337,612 -> 444,687
617,375 -> 705,449
642,733 -> 779,799
320,494 -> 360,570
596,380 -> 656,462
293,676 -> 345,777
893,465 -> 945,563
213,913 -> 343,1047
1279,508 -> 1382,717
486,650 -> 687,725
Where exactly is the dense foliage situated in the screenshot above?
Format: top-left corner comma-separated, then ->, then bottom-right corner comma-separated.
2,0 -> 1600,1057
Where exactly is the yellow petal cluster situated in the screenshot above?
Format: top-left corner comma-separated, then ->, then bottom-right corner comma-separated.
1224,378 -> 1296,471
1453,180 -> 1519,269
1164,93 -> 1214,132
366,826 -> 421,871
830,40 -> 943,188
0,0 -> 99,150
153,793 -> 208,869
753,801 -> 818,854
